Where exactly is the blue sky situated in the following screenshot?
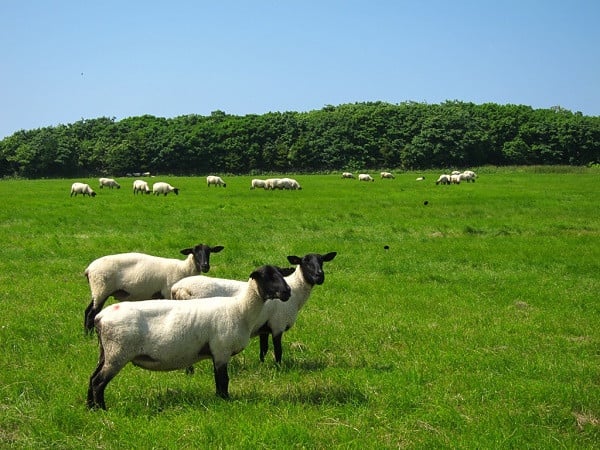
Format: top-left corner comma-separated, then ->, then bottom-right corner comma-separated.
1,0 -> 599,139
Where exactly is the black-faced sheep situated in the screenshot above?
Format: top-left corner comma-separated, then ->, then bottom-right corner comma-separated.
152,182 -> 179,196
87,265 -> 291,410
71,183 -> 96,197
132,179 -> 151,195
99,178 -> 121,189
171,252 -> 337,364
207,175 -> 226,187
83,244 -> 224,332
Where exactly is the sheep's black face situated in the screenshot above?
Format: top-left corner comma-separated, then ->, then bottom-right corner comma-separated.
182,244 -> 224,273
289,252 -> 337,286
253,265 -> 291,302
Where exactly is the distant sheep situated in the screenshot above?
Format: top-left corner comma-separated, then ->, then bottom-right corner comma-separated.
86,264 -> 291,409
207,175 -> 226,187
71,183 -> 96,197
416,176 -> 425,181
280,178 -> 302,190
381,172 -> 395,179
83,244 -> 224,332
153,182 -> 179,196
358,174 -> 374,182
264,178 -> 280,190
341,172 -> 355,179
459,170 -> 477,183
133,179 -> 151,195
251,179 -> 267,189
450,174 -> 461,184
436,174 -> 451,185
99,178 -> 120,189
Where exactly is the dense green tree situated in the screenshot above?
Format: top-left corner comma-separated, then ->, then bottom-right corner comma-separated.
1,102 -> 598,178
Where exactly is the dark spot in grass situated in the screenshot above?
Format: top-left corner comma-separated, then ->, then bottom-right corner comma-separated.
423,200 -> 429,205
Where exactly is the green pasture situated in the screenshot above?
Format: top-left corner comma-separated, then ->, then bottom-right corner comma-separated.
0,167 -> 598,448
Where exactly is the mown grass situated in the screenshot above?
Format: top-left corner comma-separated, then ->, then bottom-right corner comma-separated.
0,168 -> 598,448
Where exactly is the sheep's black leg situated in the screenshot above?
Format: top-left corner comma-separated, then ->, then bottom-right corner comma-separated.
272,332 -> 284,364
259,332 -> 269,362
213,361 -> 229,399
87,346 -> 113,410
85,298 -> 107,334
84,301 -> 94,333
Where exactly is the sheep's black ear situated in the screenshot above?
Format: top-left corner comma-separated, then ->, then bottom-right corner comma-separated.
287,255 -> 302,265
211,246 -> 225,253
180,248 -> 193,255
279,267 -> 296,277
323,252 -> 337,261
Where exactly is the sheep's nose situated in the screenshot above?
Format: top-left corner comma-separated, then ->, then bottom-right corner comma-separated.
201,264 -> 210,273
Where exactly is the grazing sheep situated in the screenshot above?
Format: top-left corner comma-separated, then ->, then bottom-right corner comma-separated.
152,182 -> 179,196
251,179 -> 267,189
279,178 -> 302,190
171,252 -> 337,364
87,264 -> 292,410
381,172 -> 395,179
459,170 -> 477,183
99,178 -> 121,189
264,178 -> 281,190
132,179 -> 151,195
207,175 -> 226,187
83,244 -> 224,332
451,170 -> 461,175
71,182 -> 96,197
450,174 -> 461,184
436,174 -> 451,185
416,176 -> 425,181
358,174 -> 374,182
341,172 -> 355,179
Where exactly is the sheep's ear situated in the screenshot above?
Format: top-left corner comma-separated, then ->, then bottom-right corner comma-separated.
323,252 -> 337,261
287,255 -> 302,265
180,248 -> 193,255
211,246 -> 224,253
279,267 -> 296,277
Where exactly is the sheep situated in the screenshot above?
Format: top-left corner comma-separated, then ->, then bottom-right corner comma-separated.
436,174 -> 451,185
86,264 -> 292,410
83,244 -> 224,332
132,179 -> 151,195
381,172 -> 395,179
450,174 -> 461,184
341,172 -> 355,179
152,181 -> 179,196
251,179 -> 267,189
264,178 -> 281,190
99,178 -> 121,189
416,176 -> 425,181
70,182 -> 96,197
279,178 -> 302,190
358,174 -> 374,182
459,170 -> 477,183
171,252 -> 337,364
207,175 -> 226,187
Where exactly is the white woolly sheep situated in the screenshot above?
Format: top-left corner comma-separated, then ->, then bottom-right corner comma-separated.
279,178 -> 302,190
264,178 -> 281,190
450,174 -> 461,184
459,170 -> 477,182
436,174 -> 451,185
416,176 -> 425,181
153,181 -> 179,196
358,174 -> 374,182
207,175 -> 226,187
250,179 -> 267,189
451,170 -> 461,175
381,172 -> 395,179
341,172 -> 354,179
132,179 -> 151,195
83,244 -> 224,332
86,264 -> 292,409
99,178 -> 121,189
171,252 -> 337,364
71,182 -> 96,197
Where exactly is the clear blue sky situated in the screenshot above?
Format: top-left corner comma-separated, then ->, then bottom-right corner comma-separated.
1,0 -> 599,139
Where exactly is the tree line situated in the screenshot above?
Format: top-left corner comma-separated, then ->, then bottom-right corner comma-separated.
1,101 -> 599,178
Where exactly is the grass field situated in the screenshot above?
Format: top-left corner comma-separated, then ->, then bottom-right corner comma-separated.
0,167 -> 598,448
